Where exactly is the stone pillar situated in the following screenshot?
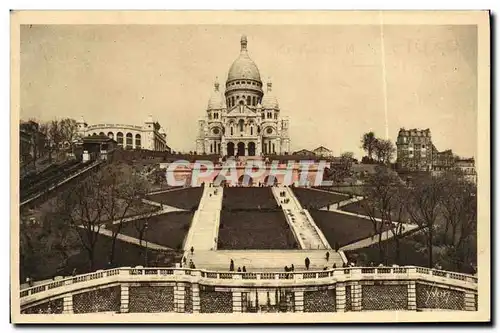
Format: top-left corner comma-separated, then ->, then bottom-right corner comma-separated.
63,295 -> 73,314
407,281 -> 417,311
294,290 -> 304,313
192,284 -> 201,313
232,291 -> 242,313
464,291 -> 477,311
351,283 -> 362,311
175,282 -> 186,313
335,284 -> 346,312
120,284 -> 129,313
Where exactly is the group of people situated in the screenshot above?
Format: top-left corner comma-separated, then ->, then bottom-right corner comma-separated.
229,259 -> 247,272
278,190 -> 291,204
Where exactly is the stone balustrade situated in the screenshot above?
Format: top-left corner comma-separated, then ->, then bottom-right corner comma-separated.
19,266 -> 478,314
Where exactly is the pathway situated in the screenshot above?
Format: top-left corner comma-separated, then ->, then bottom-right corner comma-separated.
330,209 -> 420,251
80,225 -> 172,251
272,186 -> 330,250
318,195 -> 364,210
187,250 -> 344,272
183,185 -> 223,252
109,202 -> 186,225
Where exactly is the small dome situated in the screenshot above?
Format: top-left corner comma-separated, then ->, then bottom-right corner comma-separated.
227,35 -> 261,82
261,82 -> 279,109
207,79 -> 226,110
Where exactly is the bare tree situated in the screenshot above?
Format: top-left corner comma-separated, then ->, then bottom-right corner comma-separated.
103,163 -> 151,265
403,175 -> 444,269
373,139 -> 395,165
59,170 -> 107,271
361,131 -> 377,161
360,166 -> 402,264
59,118 -> 78,146
324,151 -> 354,184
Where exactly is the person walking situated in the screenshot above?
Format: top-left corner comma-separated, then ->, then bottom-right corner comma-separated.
190,246 -> 194,255
305,257 -> 310,270
242,266 -> 247,272
325,252 -> 330,262
237,267 -> 242,272
291,264 -> 295,272
230,259 -> 235,272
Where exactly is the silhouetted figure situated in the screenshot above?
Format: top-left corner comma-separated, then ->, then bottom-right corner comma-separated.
183,257 -> 187,265
237,267 -> 242,272
230,259 -> 235,271
190,246 -> 194,255
343,262 -> 347,268
285,266 -> 289,272
325,252 -> 330,261
305,257 -> 310,270
291,264 -> 295,272
323,267 -> 328,270
242,266 -> 246,272
332,263 -> 336,269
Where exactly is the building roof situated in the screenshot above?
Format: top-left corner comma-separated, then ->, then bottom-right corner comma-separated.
261,81 -> 279,110
398,128 -> 431,137
82,134 -> 116,144
293,149 -> 315,155
207,79 -> 226,110
227,35 -> 261,82
313,146 -> 332,153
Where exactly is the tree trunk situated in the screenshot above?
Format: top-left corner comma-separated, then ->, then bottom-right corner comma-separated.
394,235 -> 401,264
377,232 -> 385,263
427,229 -> 433,268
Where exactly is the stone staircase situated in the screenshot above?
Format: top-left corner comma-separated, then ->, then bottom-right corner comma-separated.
272,186 -> 330,250
183,186 -> 223,252
188,250 -> 344,272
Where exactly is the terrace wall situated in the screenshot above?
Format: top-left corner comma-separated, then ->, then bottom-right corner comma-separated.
20,266 -> 478,314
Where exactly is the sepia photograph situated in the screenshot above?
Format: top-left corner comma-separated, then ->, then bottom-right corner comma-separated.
10,10 -> 490,323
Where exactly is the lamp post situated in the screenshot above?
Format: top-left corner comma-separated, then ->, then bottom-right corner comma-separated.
144,222 -> 149,266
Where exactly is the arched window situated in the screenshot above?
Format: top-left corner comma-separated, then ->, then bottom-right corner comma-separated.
252,96 -> 256,106
230,126 -> 234,136
135,134 -> 141,149
116,132 -> 124,147
232,96 -> 235,106
239,120 -> 244,132
273,143 -> 276,154
210,143 -> 213,153
99,132 -> 105,136
247,96 -> 251,105
250,126 -> 254,136
126,133 -> 133,149
108,132 -> 114,140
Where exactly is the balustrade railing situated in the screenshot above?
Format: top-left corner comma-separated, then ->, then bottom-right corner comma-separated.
20,265 -> 477,300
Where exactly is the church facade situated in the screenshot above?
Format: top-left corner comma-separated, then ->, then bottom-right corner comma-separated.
196,35 -> 290,157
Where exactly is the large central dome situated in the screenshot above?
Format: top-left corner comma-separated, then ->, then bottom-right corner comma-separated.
227,35 -> 262,82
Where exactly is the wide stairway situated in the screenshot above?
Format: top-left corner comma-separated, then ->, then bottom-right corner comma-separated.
183,185 -> 223,252
192,250 -> 344,272
272,186 -> 330,250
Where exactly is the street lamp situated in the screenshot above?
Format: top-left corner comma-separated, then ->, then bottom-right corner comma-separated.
144,222 -> 149,266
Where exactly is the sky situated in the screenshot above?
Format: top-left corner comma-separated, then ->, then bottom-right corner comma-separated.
20,24 -> 477,159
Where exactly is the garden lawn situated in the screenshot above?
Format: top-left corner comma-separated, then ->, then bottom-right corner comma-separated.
108,212 -> 194,250
309,210 -> 391,248
147,187 -> 203,210
218,211 -> 298,250
292,188 -> 348,209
